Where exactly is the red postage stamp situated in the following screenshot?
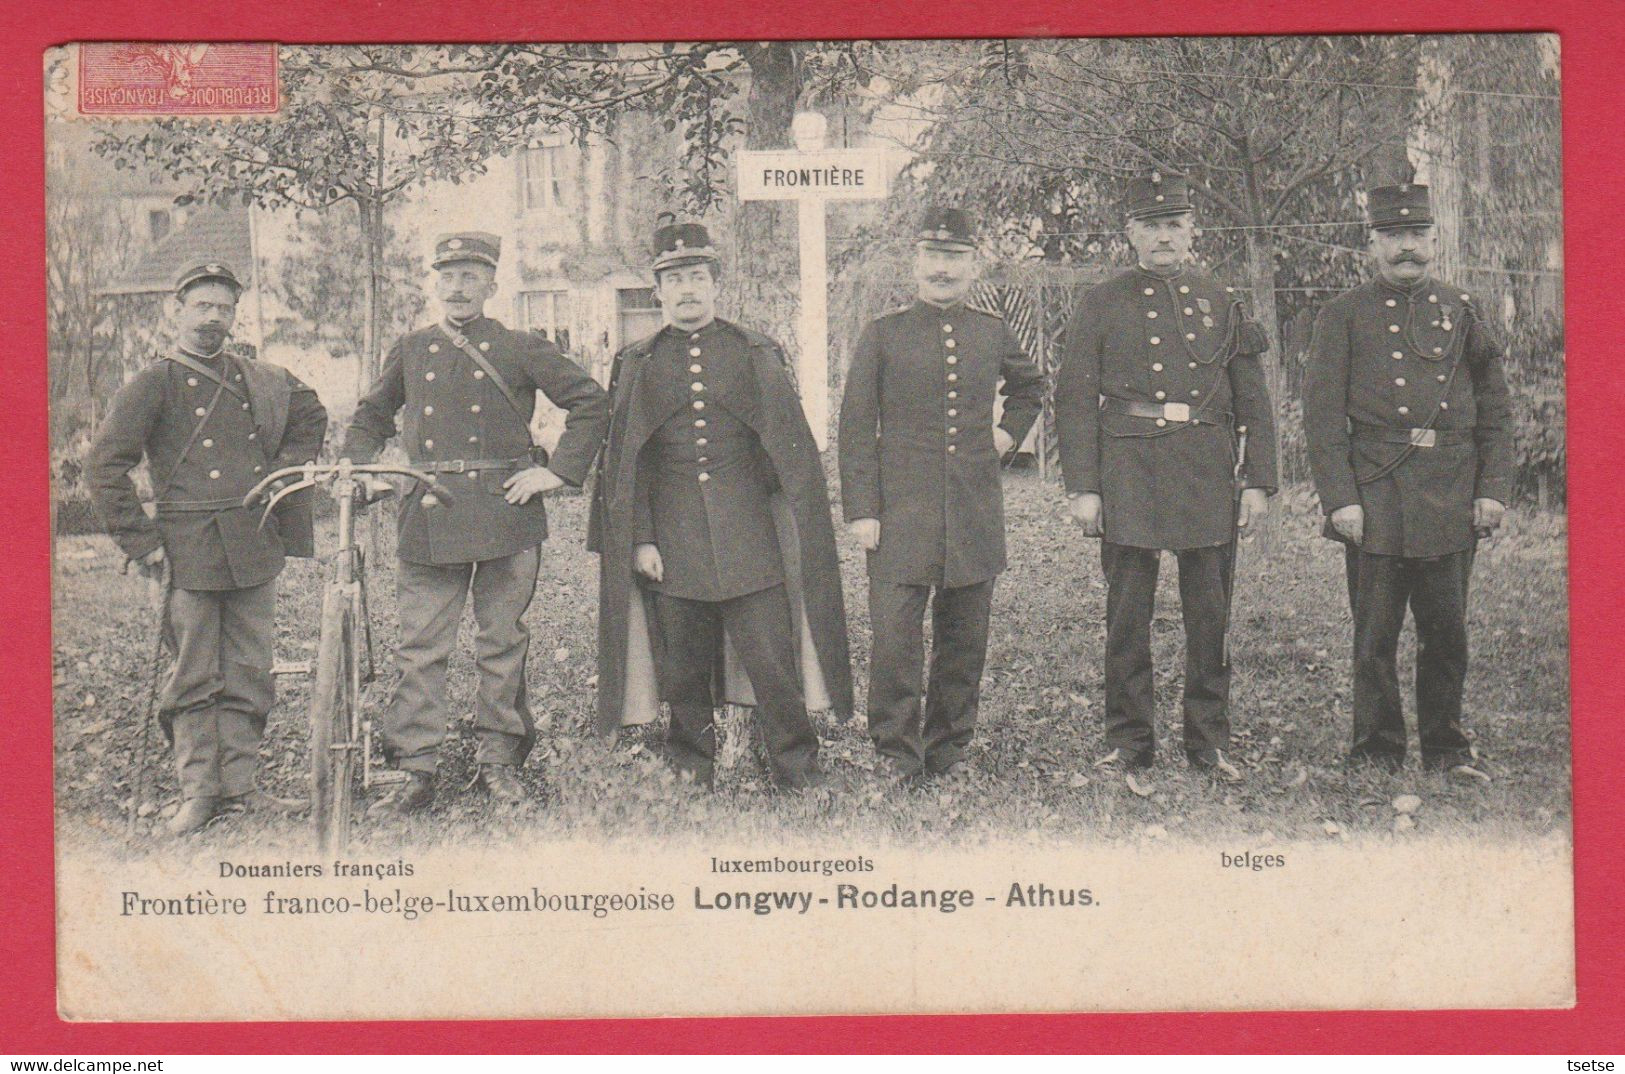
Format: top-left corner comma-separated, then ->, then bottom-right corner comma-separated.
76,42 -> 278,116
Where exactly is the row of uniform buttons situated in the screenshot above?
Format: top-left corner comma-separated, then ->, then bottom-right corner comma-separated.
1143,282 -> 1209,345
1141,281 -> 1204,425
427,338 -> 492,360
422,338 -> 491,474
689,333 -> 712,481
943,322 -> 961,454
185,368 -> 245,387
185,362 -> 262,480
1382,288 -> 1468,418
1382,289 -> 1464,356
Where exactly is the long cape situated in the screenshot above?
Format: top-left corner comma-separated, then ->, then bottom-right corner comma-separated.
588,321 -> 853,738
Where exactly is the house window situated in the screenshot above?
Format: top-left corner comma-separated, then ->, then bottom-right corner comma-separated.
147,209 -> 171,243
520,145 -> 565,211
521,289 -> 571,352
617,287 -> 663,347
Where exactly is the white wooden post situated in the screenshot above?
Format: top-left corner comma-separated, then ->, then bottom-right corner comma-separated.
738,112 -> 888,451
795,196 -> 828,447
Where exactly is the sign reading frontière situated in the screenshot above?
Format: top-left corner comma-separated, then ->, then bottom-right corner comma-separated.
737,150 -> 888,202
738,116 -> 889,449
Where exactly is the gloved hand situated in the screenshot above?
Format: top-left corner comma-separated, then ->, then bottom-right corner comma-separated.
848,518 -> 880,552
1473,497 -> 1506,539
1068,493 -> 1104,538
1330,504 -> 1364,545
634,543 -> 664,583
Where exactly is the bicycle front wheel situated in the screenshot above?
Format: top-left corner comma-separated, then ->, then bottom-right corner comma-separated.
309,585 -> 356,855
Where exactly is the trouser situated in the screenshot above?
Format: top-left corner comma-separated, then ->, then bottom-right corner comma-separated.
866,577 -> 996,776
386,547 -> 541,773
1101,542 -> 1231,763
1344,544 -> 1475,768
652,584 -> 820,789
159,580 -> 277,799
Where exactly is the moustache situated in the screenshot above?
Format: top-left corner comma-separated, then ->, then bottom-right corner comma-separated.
1389,253 -> 1428,264
927,275 -> 957,284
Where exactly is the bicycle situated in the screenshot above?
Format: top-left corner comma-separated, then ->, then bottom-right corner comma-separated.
244,459 -> 455,855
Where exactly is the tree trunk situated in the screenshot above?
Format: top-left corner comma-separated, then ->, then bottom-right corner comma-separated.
1418,37 -> 1461,281
360,112 -> 389,395
360,194 -> 381,396
730,43 -> 801,349
1368,38 -> 1422,187
1235,138 -> 1288,498
1236,142 -> 1284,408
1243,227 -> 1289,498
1243,230 -> 1283,400
79,296 -> 102,430
357,192 -> 387,559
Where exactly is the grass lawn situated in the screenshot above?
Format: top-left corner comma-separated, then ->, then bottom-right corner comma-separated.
52,470 -> 1571,852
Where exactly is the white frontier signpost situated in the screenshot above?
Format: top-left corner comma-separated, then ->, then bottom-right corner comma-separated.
737,112 -> 888,450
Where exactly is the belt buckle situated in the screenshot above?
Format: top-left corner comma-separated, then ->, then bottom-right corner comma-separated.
444,459 -> 467,473
1163,402 -> 1191,422
1409,428 -> 1436,448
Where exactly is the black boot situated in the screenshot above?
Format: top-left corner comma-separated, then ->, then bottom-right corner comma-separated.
370,770 -> 436,815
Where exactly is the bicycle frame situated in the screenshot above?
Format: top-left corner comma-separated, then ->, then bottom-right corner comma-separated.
245,460 -> 454,847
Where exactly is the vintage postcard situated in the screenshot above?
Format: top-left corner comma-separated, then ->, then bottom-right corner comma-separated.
45,33 -> 1571,1021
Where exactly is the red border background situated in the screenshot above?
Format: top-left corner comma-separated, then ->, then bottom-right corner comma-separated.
5,0 -> 1620,1054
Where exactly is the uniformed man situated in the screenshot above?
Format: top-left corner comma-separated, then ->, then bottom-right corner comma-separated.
343,232 -> 609,811
838,208 -> 1044,784
1054,172 -> 1278,782
589,219 -> 852,791
1303,184 -> 1513,780
88,261 -> 328,835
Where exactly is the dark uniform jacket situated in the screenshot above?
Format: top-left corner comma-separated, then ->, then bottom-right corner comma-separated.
838,300 -> 1044,588
88,347 -> 328,591
1055,267 -> 1279,550
343,315 -> 610,565
590,319 -> 854,736
631,321 -> 784,601
1303,275 -> 1514,558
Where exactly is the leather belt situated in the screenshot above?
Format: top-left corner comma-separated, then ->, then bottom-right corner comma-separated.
1102,397 -> 1231,426
154,496 -> 244,513
412,456 -> 531,474
1350,422 -> 1471,448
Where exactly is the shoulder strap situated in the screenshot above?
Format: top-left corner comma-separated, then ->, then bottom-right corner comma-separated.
439,323 -> 531,425
1355,334 -> 1471,487
155,374 -> 228,501
162,350 -> 246,402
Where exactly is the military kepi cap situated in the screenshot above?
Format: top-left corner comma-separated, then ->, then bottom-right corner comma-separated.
652,220 -> 720,273
916,207 -> 976,250
175,260 -> 243,295
1366,183 -> 1433,230
432,231 -> 502,269
1123,171 -> 1194,221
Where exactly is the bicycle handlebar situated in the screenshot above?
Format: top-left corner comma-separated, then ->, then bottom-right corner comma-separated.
242,460 -> 457,514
